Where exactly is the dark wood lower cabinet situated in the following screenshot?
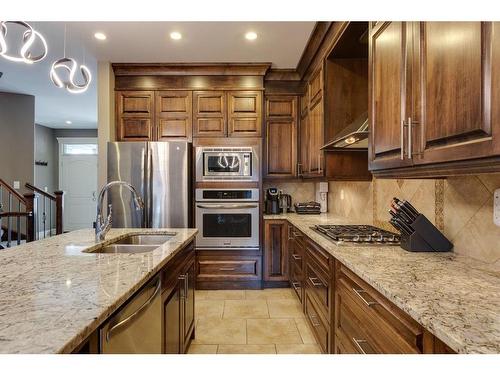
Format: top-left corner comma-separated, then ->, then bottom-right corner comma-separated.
281,222 -> 457,355
196,249 -> 262,290
163,278 -> 182,354
264,220 -> 289,284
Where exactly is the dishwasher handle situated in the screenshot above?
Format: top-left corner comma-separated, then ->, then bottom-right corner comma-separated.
106,276 -> 161,342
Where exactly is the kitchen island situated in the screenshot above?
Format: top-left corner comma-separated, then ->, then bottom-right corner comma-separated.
0,228 -> 197,353
264,213 -> 500,354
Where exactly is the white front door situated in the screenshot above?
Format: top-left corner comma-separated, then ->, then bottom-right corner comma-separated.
58,138 -> 98,231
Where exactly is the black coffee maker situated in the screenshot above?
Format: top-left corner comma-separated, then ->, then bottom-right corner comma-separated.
265,187 -> 281,214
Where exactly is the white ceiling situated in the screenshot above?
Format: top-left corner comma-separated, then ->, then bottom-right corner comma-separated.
0,21 -> 315,129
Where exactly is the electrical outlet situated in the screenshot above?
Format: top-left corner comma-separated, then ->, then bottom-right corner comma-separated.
13,181 -> 20,189
495,189 -> 500,227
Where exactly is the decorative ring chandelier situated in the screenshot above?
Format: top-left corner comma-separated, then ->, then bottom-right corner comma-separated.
50,57 -> 92,94
0,21 -> 48,64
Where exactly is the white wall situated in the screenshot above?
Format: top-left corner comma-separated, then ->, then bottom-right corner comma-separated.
97,62 -> 115,189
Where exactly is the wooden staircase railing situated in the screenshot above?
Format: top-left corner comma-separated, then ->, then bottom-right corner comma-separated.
0,178 -> 64,248
24,183 -> 64,241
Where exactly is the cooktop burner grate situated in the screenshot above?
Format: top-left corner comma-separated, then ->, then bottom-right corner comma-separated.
312,224 -> 400,245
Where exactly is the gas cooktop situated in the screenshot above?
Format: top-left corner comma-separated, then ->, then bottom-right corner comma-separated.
312,225 -> 400,246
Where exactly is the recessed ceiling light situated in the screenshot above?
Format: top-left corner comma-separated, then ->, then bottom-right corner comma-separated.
94,32 -> 106,40
65,120 -> 72,125
245,31 -> 258,41
170,32 -> 182,40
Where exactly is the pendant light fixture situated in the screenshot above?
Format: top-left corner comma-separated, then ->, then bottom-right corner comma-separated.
50,24 -> 91,94
0,21 -> 48,64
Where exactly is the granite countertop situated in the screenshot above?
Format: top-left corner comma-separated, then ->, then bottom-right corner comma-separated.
264,213 -> 500,354
0,228 -> 197,354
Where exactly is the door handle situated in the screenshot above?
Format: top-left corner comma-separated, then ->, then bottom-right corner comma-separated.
400,118 -> 405,160
196,204 -> 258,209
407,116 -> 412,159
352,288 -> 378,307
292,254 -> 302,261
308,277 -> 323,287
106,277 -> 161,342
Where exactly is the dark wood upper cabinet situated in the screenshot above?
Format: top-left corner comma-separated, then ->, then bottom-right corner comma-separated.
369,21 -> 500,177
116,91 -> 154,141
298,93 -> 310,178
228,91 -> 262,137
193,90 -> 227,137
369,22 -> 412,171
413,22 -> 500,165
155,91 -> 192,141
264,96 -> 297,178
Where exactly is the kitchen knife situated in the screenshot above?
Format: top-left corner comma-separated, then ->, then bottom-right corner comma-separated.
402,200 -> 420,217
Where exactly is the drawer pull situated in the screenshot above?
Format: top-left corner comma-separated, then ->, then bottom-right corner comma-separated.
219,267 -> 236,271
309,277 -> 324,287
292,254 -> 302,260
352,288 -> 378,307
352,338 -> 373,354
292,281 -> 301,290
293,231 -> 303,238
310,314 -> 321,327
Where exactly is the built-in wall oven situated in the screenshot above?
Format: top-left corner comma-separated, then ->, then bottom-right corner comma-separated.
195,146 -> 259,182
195,188 -> 260,249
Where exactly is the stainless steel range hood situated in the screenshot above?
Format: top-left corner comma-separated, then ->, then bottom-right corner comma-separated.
321,112 -> 369,150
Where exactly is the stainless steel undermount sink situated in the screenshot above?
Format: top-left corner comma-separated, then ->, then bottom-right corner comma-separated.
112,234 -> 175,245
86,233 -> 176,254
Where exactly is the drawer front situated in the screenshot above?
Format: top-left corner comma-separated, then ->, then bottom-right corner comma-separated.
337,264 -> 423,353
197,256 -> 261,281
289,261 -> 304,303
290,238 -> 304,271
304,291 -> 329,353
305,257 -> 331,320
336,285 -> 379,354
305,239 -> 330,272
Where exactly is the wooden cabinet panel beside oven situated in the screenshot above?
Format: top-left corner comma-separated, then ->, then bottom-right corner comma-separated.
228,91 -> 262,137
369,21 -> 500,176
155,91 -> 192,141
264,220 -> 289,282
264,96 -> 298,179
116,90 -> 155,141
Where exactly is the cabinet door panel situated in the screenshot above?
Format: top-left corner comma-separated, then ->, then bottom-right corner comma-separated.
307,98 -> 324,175
116,91 -> 154,141
228,91 -> 262,136
156,91 -> 192,141
369,22 -> 411,170
193,91 -> 226,137
265,119 -> 297,177
264,220 -> 289,281
415,22 -> 500,164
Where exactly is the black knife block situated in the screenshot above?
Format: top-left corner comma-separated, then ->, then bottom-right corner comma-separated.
399,214 -> 453,252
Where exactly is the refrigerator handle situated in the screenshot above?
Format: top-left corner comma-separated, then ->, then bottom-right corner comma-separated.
146,147 -> 153,228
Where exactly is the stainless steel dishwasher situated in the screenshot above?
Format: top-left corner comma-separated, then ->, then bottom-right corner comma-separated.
100,275 -> 162,353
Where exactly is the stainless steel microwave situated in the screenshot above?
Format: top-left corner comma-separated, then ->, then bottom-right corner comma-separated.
195,146 -> 259,182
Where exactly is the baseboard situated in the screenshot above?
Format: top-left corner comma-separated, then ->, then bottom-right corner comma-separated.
196,280 -> 262,290
263,280 -> 290,288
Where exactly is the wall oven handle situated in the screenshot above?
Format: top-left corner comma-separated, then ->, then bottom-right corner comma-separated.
106,277 -> 161,342
196,204 -> 258,209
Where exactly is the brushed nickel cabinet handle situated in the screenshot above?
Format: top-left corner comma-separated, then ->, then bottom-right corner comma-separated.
352,288 -> 378,307
400,119 -> 405,160
352,338 -> 372,354
291,281 -> 301,291
308,277 -> 323,287
219,267 -> 235,271
292,254 -> 302,260
310,314 -> 321,327
178,274 -> 186,299
407,116 -> 412,159
297,163 -> 302,177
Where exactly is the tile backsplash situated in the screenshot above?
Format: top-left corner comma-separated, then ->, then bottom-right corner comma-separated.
271,174 -> 500,268
263,181 -> 315,206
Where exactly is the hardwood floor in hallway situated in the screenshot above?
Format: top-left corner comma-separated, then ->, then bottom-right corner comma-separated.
188,288 -> 321,354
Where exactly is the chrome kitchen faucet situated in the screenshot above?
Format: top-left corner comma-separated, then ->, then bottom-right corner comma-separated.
95,181 -> 144,242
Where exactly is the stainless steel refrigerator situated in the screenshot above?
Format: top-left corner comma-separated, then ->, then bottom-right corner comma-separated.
107,141 -> 191,228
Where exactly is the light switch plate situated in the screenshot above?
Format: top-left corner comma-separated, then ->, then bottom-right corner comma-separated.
495,189 -> 500,227
13,181 -> 20,189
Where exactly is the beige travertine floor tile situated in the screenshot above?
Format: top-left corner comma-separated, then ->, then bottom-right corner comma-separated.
294,318 -> 317,344
267,299 -> 304,318
247,318 -> 303,344
196,299 -> 224,319
217,344 -> 276,354
193,318 -> 246,344
223,299 -> 269,319
187,344 -> 218,354
276,344 -> 322,354
204,290 -> 246,300
245,288 -> 295,300
195,290 -> 208,300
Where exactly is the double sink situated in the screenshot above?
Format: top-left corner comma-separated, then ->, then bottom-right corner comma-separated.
87,233 -> 175,254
